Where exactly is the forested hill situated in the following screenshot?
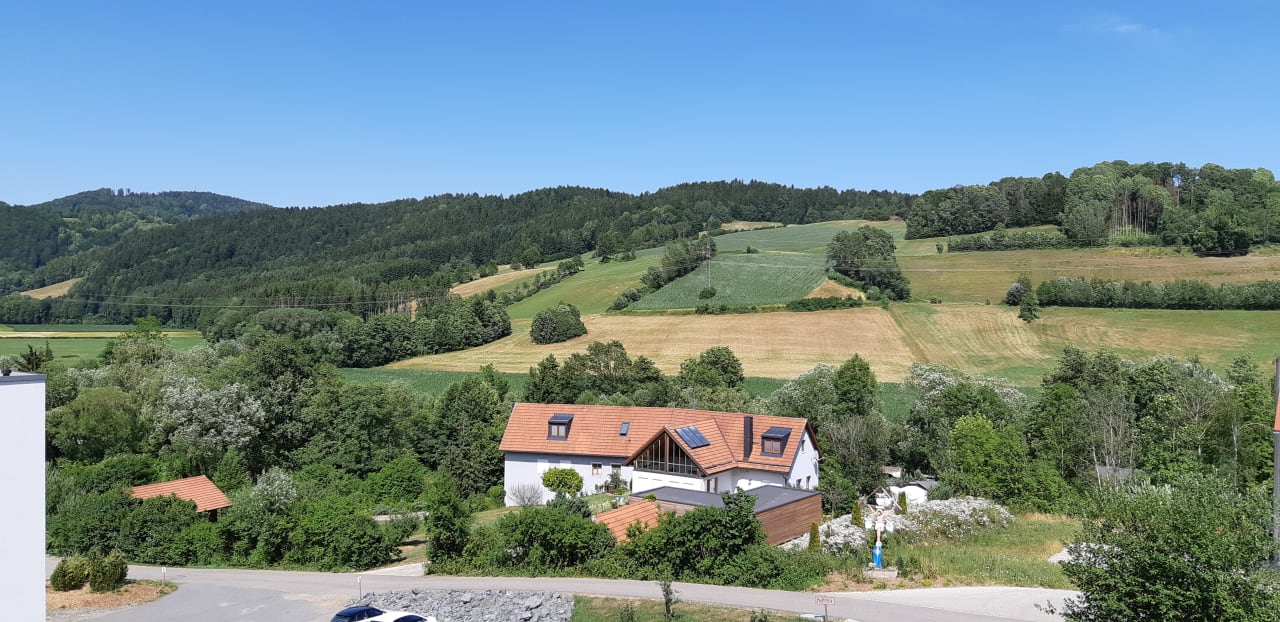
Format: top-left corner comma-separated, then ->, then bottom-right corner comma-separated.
0,181 -> 912,326
0,188 -> 275,295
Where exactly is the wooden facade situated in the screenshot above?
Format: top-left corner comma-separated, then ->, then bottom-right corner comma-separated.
755,493 -> 822,545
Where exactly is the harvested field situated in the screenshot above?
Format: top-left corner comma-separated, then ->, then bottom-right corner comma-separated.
450,267 -> 553,297
806,279 -> 864,299
20,278 -> 80,299
394,303 -> 1280,385
720,220 -> 782,231
902,247 -> 1280,303
389,308 -> 918,381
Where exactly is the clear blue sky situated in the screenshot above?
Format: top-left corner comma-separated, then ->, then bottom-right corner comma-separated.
2,1 -> 1276,207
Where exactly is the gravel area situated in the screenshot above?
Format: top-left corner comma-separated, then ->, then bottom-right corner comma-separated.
783,497 -> 1015,553
354,589 -> 574,622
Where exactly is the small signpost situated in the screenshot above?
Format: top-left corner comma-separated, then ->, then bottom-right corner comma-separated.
815,594 -> 834,621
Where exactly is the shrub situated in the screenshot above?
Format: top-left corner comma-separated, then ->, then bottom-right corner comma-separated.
547,492 -> 593,518
542,468 -> 584,496
619,602 -> 638,622
508,483 -> 545,506
698,287 -> 717,299
807,523 -> 821,554
49,556 -> 91,591
610,289 -> 643,311
785,296 -> 863,312
495,507 -> 615,569
88,550 -> 129,592
530,303 -> 588,344
896,491 -> 908,514
382,513 -> 420,545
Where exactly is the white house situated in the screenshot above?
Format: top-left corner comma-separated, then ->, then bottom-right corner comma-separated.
499,403 -> 819,505
1,370 -> 45,620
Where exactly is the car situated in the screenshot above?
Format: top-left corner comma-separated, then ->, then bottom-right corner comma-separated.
367,611 -> 436,622
330,605 -> 385,622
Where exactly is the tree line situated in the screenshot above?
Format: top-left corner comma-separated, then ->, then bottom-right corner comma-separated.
1036,276 -> 1280,310
908,161 -> 1280,255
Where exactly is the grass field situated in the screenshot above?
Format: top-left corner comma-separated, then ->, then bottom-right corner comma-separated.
0,336 -> 207,363
894,513 -> 1077,589
18,278 -> 80,299
631,252 -> 828,310
450,267 -> 554,298
504,256 -> 660,319
571,596 -> 806,622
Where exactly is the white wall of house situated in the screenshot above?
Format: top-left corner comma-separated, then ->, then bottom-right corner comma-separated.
889,484 -> 929,505
503,452 -> 631,505
726,468 -> 788,491
631,470 -> 705,494
1,372 -> 45,620
786,429 -> 821,490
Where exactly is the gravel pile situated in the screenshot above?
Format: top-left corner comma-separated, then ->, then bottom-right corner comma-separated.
784,497 -> 1015,553
353,589 -> 574,622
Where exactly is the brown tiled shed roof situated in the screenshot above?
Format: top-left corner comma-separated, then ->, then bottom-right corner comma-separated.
594,500 -> 664,543
130,475 -> 232,512
500,403 -> 813,475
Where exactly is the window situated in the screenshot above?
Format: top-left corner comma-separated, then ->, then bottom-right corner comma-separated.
633,433 -> 702,477
795,478 -> 801,488
705,478 -> 718,493
592,463 -> 602,476
548,413 -> 573,440
806,475 -> 812,488
761,426 -> 791,456
619,421 -> 630,436
611,463 -> 621,475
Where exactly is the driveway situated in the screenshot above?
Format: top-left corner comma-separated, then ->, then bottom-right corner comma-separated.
46,558 -> 1073,622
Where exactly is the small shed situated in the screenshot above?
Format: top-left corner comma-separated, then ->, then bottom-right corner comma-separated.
629,485 -> 821,545
131,475 -> 232,518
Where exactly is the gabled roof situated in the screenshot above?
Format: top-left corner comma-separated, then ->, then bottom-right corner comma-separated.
130,475 -> 232,512
500,403 -> 813,475
593,500 -> 663,543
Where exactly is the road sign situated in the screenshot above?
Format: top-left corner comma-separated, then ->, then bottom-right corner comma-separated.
815,595 -> 835,605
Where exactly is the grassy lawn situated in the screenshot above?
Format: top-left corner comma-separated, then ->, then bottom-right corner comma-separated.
0,336 -> 206,363
892,513 -> 1078,589
571,596 -> 807,622
631,252 -> 827,310
474,506 -> 520,526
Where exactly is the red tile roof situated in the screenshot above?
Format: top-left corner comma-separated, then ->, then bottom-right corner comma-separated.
500,403 -> 813,475
130,475 -> 232,512
594,500 -> 664,543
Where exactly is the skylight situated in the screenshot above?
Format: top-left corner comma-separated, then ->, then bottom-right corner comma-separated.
620,421 -> 631,436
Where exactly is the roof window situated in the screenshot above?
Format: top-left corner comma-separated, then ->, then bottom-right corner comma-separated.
548,413 -> 573,440
619,421 -> 631,436
761,426 -> 791,456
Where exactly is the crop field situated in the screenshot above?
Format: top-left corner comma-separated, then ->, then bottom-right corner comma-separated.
710,219 -> 905,254
18,278 -> 80,299
630,252 -> 828,310
393,301 -> 1280,385
901,246 -> 1280,304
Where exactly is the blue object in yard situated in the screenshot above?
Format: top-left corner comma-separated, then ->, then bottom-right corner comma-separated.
873,541 -> 883,569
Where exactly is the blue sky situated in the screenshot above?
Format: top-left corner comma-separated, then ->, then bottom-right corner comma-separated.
2,1 -> 1276,207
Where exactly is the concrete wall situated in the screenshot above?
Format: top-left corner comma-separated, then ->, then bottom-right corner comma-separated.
631,470 -> 705,494
1,372 -> 45,620
503,452 -> 631,505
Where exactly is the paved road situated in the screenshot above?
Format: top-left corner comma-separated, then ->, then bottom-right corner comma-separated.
46,558 -> 1073,622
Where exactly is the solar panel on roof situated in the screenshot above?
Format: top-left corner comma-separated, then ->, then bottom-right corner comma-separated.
675,426 -> 710,448
548,413 -> 574,424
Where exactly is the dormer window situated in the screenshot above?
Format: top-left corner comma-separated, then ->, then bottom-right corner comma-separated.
761,426 -> 791,456
548,413 -> 573,440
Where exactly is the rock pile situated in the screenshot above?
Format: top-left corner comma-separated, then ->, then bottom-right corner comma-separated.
783,497 -> 1015,553
353,589 -> 574,622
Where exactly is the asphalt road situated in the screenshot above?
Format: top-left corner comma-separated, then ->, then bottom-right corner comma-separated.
46,558 -> 1073,622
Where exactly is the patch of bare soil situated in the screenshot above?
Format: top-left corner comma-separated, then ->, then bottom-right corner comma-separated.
450,267 -> 553,297
46,581 -> 175,620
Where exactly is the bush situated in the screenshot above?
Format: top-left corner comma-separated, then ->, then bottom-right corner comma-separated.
508,483 -> 545,506
1036,276 -> 1280,310
547,492 -> 593,518
698,287 -> 717,299
49,556 -> 91,591
530,303 -> 588,344
382,513 -> 420,545
610,289 -> 643,311
88,550 -> 129,592
541,468 -> 584,496
495,507 -> 615,569
785,296 -> 863,312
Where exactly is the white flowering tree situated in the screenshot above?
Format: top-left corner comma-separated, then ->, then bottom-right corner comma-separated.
146,375 -> 266,472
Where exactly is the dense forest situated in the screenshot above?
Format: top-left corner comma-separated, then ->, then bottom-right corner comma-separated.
910,162 -> 1280,255
4,161 -> 1278,327
1,182 -> 911,326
